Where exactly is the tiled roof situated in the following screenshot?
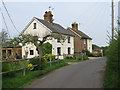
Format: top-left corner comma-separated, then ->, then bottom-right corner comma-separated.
35,17 -> 74,36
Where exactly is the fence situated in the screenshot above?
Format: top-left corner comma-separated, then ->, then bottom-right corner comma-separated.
1,54 -> 86,76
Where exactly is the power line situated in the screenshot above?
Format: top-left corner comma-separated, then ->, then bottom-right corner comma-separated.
0,8 -> 11,39
1,0 -> 20,34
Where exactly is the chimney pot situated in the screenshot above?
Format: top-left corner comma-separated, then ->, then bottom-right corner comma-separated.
44,11 -> 53,23
72,22 -> 78,30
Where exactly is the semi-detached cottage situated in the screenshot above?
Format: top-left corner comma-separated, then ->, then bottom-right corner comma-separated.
21,11 -> 74,59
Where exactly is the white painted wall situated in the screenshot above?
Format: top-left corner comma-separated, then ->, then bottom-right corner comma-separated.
22,18 -> 74,59
87,39 -> 92,53
50,36 -> 74,59
22,43 -> 39,58
23,18 -> 51,37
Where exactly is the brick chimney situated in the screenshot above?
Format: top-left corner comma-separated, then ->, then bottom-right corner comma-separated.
44,11 -> 53,23
71,22 -> 78,30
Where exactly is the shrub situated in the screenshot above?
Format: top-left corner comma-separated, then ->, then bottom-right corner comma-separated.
2,62 -> 15,77
92,52 -> 102,57
27,63 -> 34,71
83,55 -> 89,60
103,31 -> 120,88
66,56 -> 73,59
43,42 -> 52,55
43,54 -> 55,62
88,53 -> 94,57
29,57 -> 46,70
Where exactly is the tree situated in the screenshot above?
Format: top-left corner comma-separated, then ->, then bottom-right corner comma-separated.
27,33 -> 66,57
43,42 -> 52,55
10,33 -> 67,58
0,29 -> 9,46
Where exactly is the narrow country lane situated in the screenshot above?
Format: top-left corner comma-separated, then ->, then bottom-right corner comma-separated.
27,57 -> 107,88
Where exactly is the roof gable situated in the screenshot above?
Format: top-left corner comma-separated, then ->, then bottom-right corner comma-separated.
35,17 -> 74,36
68,28 -> 92,40
21,17 -> 74,36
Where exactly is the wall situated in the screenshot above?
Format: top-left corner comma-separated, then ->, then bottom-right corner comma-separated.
87,39 -> 92,53
50,36 -> 74,59
68,29 -> 89,53
23,18 -> 51,37
22,18 -> 74,59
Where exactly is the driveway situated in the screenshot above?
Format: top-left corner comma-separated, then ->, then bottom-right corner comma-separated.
27,57 -> 107,88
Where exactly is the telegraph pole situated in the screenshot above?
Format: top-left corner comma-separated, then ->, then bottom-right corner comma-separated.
112,0 -> 114,39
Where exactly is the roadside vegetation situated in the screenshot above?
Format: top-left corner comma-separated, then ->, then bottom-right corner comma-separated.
2,60 -> 68,88
103,30 -> 120,88
2,56 -> 89,88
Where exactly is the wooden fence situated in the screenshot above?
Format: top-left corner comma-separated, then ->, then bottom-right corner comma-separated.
1,54 -> 84,76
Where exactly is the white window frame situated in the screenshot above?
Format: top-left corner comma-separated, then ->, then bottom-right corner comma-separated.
84,39 -> 86,44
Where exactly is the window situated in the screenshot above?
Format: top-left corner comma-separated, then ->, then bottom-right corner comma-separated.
84,39 -> 86,44
33,23 -> 36,29
68,36 -> 70,43
68,47 -> 71,54
57,47 -> 61,55
2,50 -> 6,58
8,50 -> 11,56
57,38 -> 60,43
30,50 -> 34,55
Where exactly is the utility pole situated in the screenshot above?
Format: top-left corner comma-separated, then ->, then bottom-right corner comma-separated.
112,0 -> 114,39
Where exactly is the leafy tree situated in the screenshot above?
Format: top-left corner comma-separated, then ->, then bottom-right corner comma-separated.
43,42 -> 52,55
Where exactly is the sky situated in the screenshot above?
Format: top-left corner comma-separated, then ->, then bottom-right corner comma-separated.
1,0 -> 119,47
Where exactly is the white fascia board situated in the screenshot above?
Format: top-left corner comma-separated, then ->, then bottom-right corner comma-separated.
34,18 -> 52,33
20,18 -> 35,35
69,28 -> 82,38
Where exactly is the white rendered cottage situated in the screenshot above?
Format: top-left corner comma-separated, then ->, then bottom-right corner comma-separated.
21,11 -> 74,59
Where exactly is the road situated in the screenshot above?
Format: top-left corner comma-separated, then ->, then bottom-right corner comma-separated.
27,57 -> 107,88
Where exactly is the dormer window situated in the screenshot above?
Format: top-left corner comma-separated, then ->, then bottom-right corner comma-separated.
33,23 -> 36,29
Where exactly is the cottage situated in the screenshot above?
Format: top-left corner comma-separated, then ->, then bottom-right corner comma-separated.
21,11 -> 74,59
67,22 -> 92,53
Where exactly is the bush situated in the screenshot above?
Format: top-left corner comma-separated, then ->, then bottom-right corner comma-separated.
2,62 -> 15,77
2,63 -> 11,72
92,52 -> 102,57
29,57 -> 46,70
43,42 -> 52,55
43,54 -> 55,62
66,56 -> 73,59
83,55 -> 89,60
88,53 -> 94,57
103,31 -> 120,88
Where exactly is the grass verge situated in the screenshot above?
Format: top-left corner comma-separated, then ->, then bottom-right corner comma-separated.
2,61 -> 68,88
64,58 -> 89,62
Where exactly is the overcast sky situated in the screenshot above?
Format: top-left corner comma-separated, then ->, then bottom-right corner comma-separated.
1,0 -> 119,46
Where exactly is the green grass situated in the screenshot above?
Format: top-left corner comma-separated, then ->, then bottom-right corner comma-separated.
64,59 -> 88,62
2,61 -> 68,88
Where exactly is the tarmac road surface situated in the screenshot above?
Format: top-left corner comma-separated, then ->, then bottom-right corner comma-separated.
27,57 -> 107,88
